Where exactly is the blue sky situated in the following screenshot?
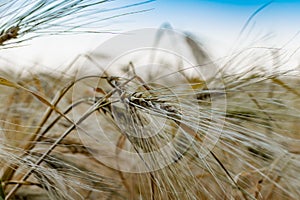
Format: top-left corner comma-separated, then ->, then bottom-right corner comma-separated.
136,0 -> 300,53
145,0 -> 300,35
2,0 -> 300,68
193,0 -> 299,5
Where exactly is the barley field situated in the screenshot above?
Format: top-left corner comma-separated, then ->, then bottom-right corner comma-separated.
0,1 -> 300,200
